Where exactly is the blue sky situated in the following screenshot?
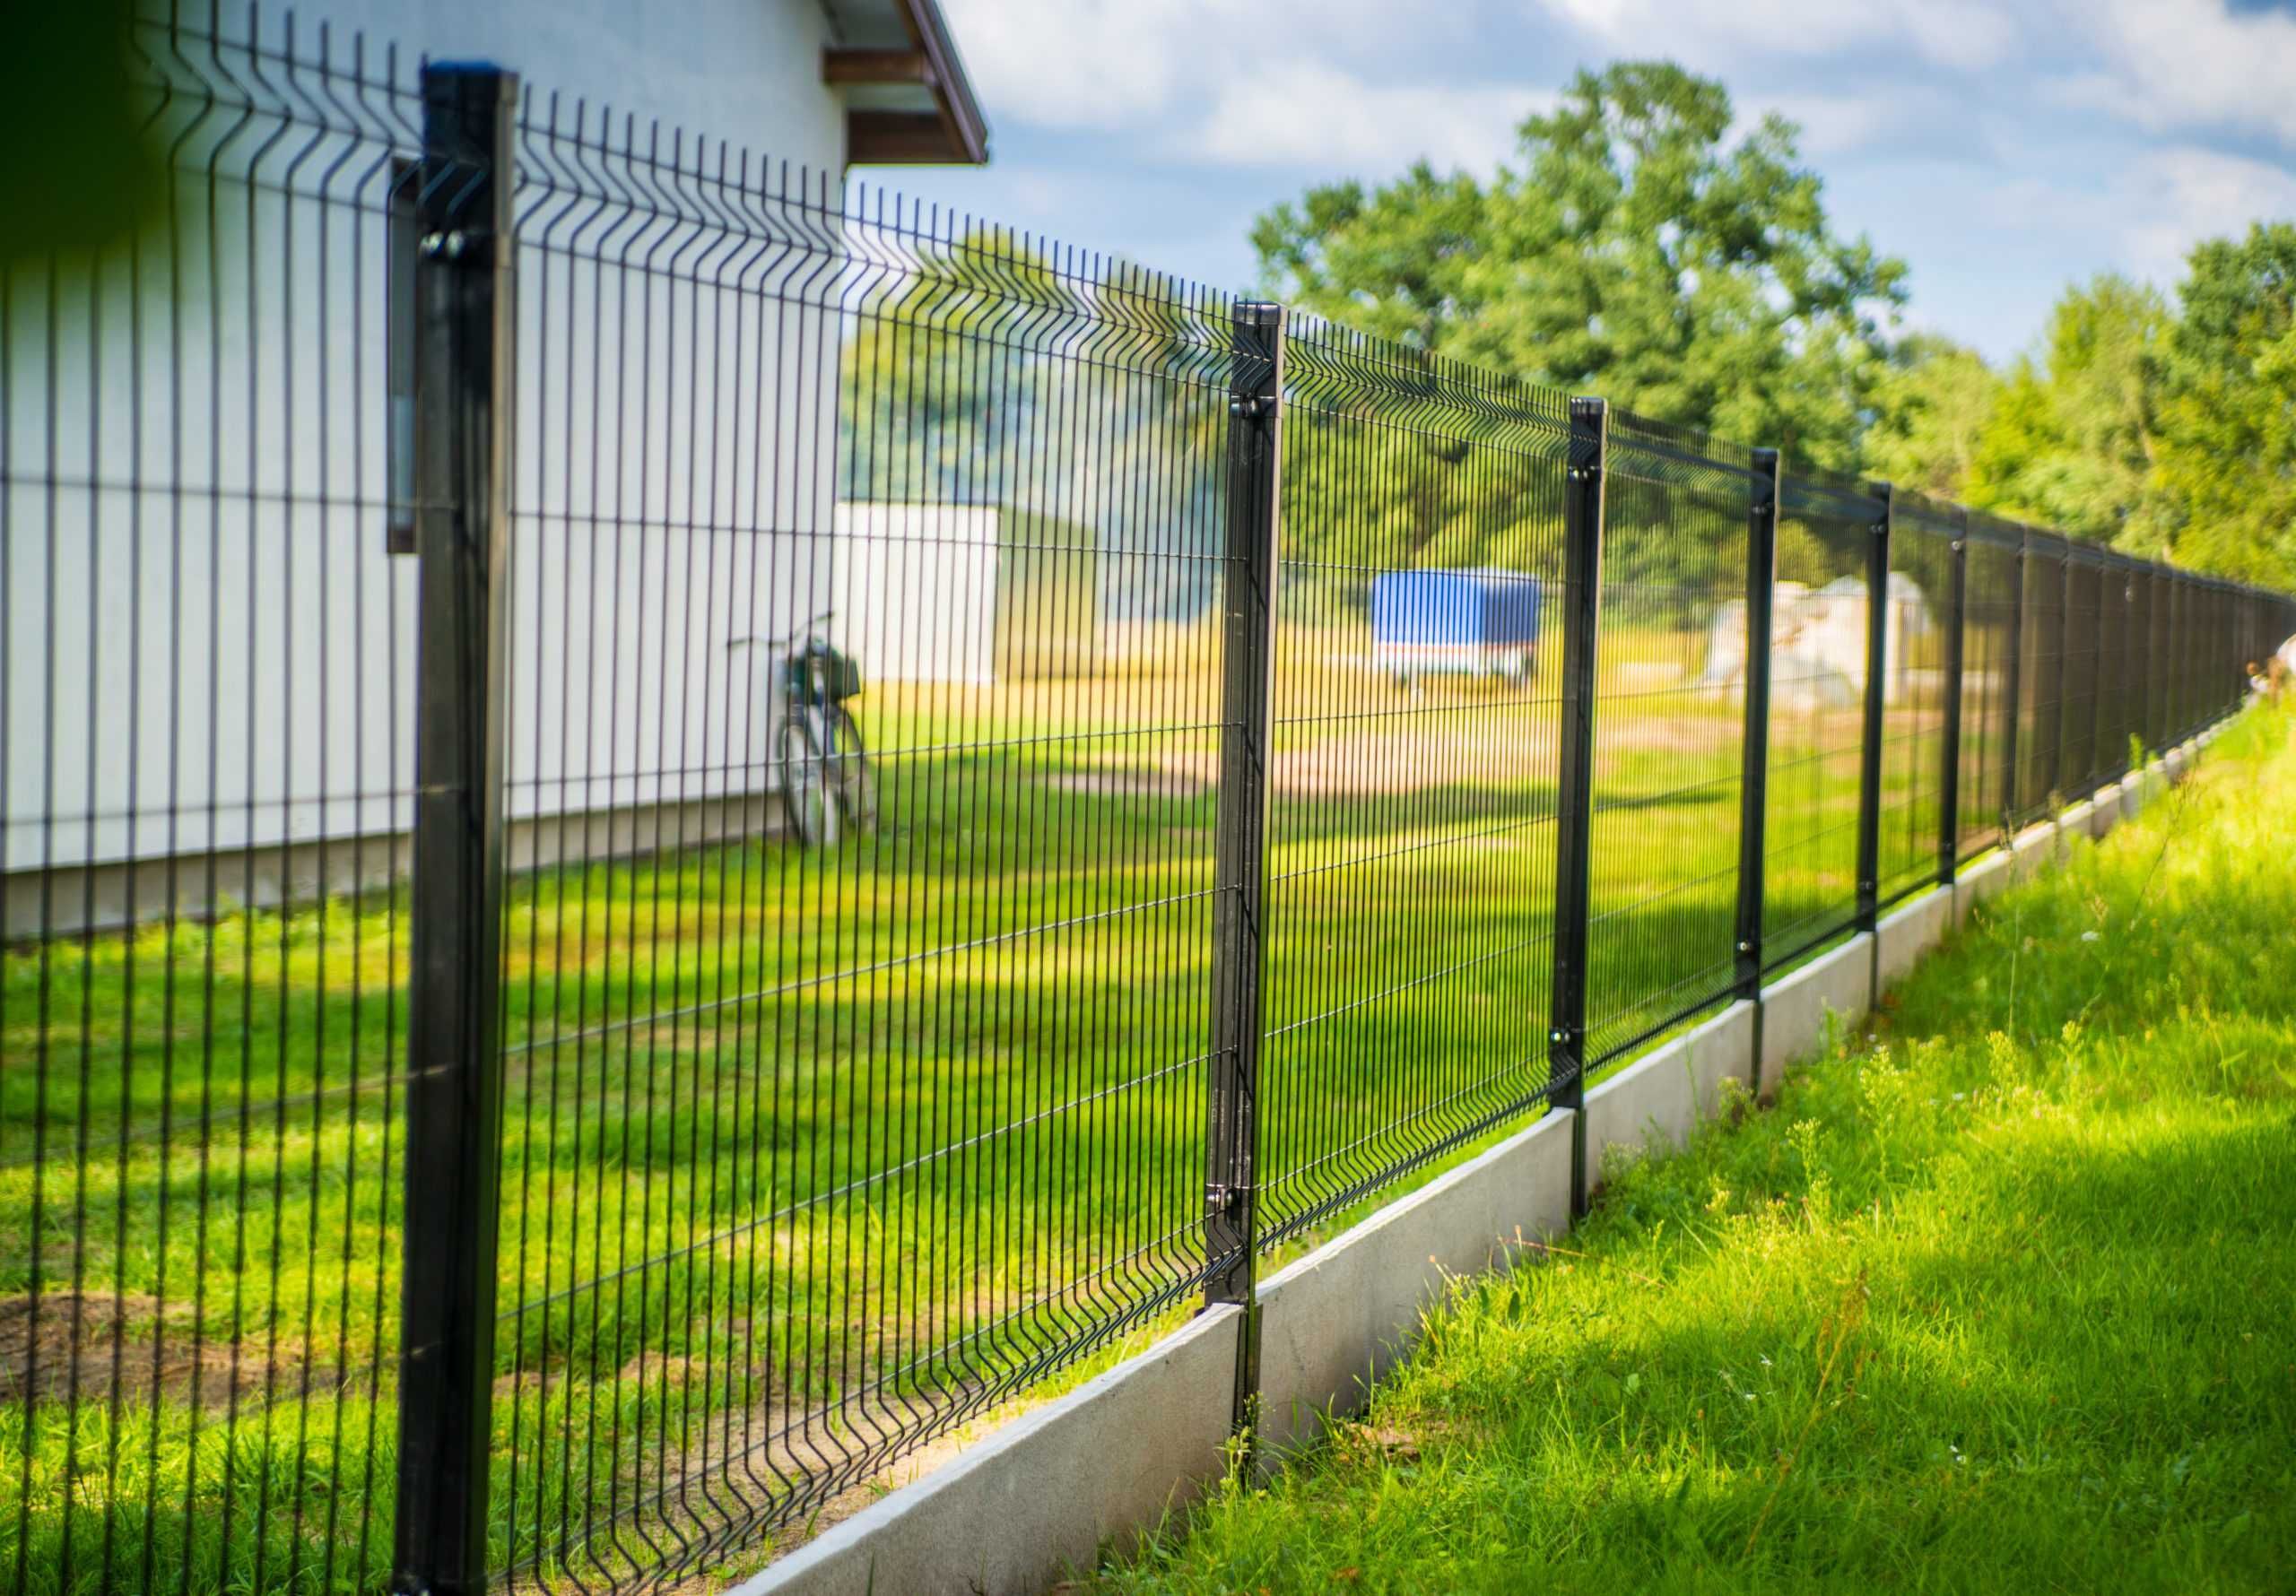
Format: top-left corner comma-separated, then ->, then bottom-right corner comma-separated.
878,0 -> 2296,366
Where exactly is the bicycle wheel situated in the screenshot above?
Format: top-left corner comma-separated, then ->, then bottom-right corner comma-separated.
776,707 -> 836,847
826,703 -> 877,833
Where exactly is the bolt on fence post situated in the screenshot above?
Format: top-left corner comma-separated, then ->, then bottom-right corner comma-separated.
2002,528 -> 2025,833
393,62 -> 518,1596
1855,482 -> 1892,932
1937,512 -> 1968,886
1205,300 -> 1283,1450
1549,396 -> 1606,1219
1733,447 -> 1779,1093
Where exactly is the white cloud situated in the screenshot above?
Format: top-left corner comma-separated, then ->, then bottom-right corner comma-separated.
1183,64 -> 1543,171
1744,87 -> 1968,159
1537,0 -> 2019,73
2116,146 -> 2296,282
1966,144 -> 2296,292
935,0 -> 1205,131
938,0 -> 1428,133
2062,0 -> 2296,146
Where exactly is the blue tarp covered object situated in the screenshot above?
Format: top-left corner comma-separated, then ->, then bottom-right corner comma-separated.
1370,568 -> 1541,645
1368,567 -> 1542,687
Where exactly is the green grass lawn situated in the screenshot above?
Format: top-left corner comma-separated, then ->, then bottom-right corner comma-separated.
1090,700 -> 2296,1595
0,620 -> 1935,1594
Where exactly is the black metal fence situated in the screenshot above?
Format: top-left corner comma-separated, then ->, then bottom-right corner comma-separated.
5,13 -> 2294,1596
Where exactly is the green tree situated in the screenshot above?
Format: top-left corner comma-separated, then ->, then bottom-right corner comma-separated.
2150,224 -> 2296,588
1963,275 -> 2170,547
1862,334 -> 2001,502
1251,62 -> 1907,469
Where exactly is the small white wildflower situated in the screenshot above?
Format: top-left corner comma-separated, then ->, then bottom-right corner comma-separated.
2080,930 -> 2100,942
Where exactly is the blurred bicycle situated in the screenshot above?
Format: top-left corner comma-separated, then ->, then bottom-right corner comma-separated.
729,611 -> 876,846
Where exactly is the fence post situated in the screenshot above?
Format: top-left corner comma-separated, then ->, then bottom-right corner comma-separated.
1855,482 -> 1892,931
2088,554 -> 2108,793
1205,300 -> 1283,1444
2011,533 -> 2030,836
1549,396 -> 1606,1219
1937,510 -> 1968,885
1733,447 -> 1779,1091
393,62 -> 517,1596
2046,539 -> 2068,802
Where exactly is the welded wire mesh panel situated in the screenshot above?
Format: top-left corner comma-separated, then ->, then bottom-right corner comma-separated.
2139,565 -> 2165,751
1255,326 -> 1567,1250
2097,553 -> 2136,778
2060,547 -> 2103,798
0,16 -> 416,1595
1957,519 -> 2021,860
1583,414 -> 1748,1065
1875,496 -> 1954,906
2124,561 -> 2155,760
2163,568 -> 2186,746
494,114 -> 1231,1585
2150,567 -> 2178,749
1762,469 -> 1878,967
2017,533 -> 2068,819
2187,578 -> 2206,735
2186,577 -> 2205,734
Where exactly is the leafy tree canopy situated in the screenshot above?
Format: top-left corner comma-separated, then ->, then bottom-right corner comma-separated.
1961,274 -> 2170,548
2150,223 -> 2296,588
1876,232 -> 2296,591
1250,62 -> 1909,472
1862,334 -> 2002,505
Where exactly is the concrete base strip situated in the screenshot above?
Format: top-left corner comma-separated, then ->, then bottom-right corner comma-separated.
2007,820 -> 2058,884
1579,999 -> 1757,1203
1953,849 -> 2010,927
750,1305 -> 1241,1596
2057,799 -> 2096,855
1580,1037 -> 1694,1203
1874,887 -> 1952,997
1683,1000 -> 1756,1121
1255,1108 -> 1573,1457
1758,932 -> 1873,1091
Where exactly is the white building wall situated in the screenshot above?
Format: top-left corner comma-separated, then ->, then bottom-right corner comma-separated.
833,504 -> 1000,684
295,0 -> 847,178
2,1 -> 857,909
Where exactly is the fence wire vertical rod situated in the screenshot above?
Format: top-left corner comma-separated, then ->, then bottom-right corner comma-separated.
1733,447 -> 1779,1089
1205,300 -> 1283,1450
1938,510 -> 1968,883
1548,396 -> 1606,1219
394,61 -> 518,1596
1855,482 -> 1892,932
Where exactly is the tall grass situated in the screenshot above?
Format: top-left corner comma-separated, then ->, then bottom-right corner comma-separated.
1093,702 -> 2296,1594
